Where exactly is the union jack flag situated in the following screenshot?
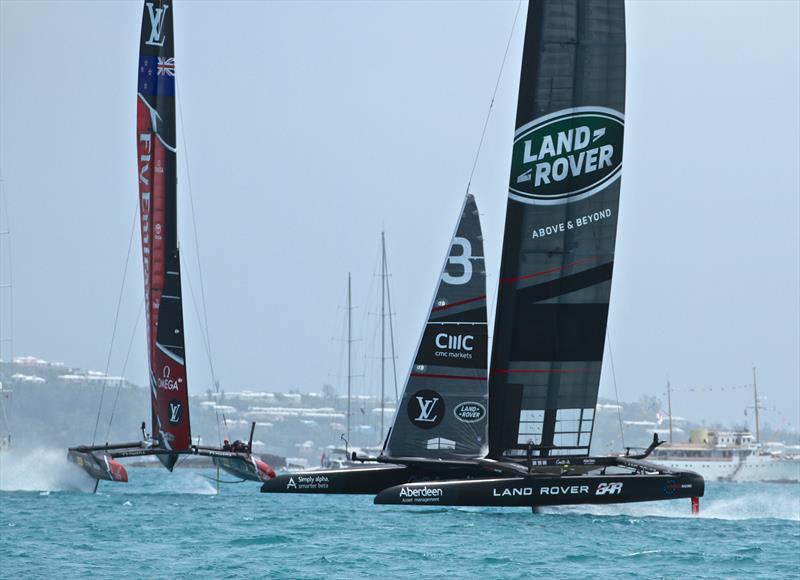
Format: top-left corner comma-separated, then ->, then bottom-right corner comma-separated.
157,57 -> 175,77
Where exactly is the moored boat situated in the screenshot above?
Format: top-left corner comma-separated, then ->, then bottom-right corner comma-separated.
650,429 -> 800,483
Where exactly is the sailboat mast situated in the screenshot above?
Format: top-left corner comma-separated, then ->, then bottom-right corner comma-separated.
752,366 -> 760,443
383,236 -> 399,402
666,379 -> 673,444
347,272 -> 352,444
380,232 -> 386,441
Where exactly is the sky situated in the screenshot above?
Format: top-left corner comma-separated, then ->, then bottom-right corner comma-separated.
0,0 -> 798,432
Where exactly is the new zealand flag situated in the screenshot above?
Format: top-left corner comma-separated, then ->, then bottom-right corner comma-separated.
138,56 -> 175,97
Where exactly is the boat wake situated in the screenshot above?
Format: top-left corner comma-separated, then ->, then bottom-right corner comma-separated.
549,484 -> 800,521
0,447 -> 96,492
150,470 -> 218,495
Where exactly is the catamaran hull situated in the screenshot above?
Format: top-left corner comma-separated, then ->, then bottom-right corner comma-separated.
210,453 -> 276,482
67,444 -> 276,486
67,449 -> 128,483
374,471 -> 704,507
261,465 -> 411,494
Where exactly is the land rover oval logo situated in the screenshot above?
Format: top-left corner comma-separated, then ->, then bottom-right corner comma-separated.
509,106 -> 624,205
453,401 -> 486,423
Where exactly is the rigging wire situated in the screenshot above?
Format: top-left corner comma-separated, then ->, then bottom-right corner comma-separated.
104,297 -> 145,442
176,82 -> 223,444
0,181 -> 13,441
91,204 -> 139,445
183,260 -> 227,441
0,389 -> 10,443
465,1 -> 521,353
0,180 -> 14,365
465,0 -> 522,194
606,331 -> 626,449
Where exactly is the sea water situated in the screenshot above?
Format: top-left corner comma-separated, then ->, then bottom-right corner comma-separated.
1,456 -> 799,579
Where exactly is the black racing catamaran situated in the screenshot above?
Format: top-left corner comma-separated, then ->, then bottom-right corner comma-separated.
262,193 -> 487,494
68,0 -> 275,488
263,0 -> 704,512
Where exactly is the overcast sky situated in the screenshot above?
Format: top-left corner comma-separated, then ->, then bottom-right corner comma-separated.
1,0 -> 798,431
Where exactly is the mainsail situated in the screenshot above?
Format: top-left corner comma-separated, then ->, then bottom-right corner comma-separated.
488,0 -> 626,459
136,0 -> 191,468
383,194 -> 488,460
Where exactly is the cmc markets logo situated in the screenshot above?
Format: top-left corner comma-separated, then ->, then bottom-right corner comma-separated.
434,333 -> 475,361
509,106 -> 624,205
436,333 -> 474,351
453,401 -> 486,423
407,389 -> 444,429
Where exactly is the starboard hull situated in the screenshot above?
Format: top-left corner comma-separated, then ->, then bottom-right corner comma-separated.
209,453 -> 276,482
374,471 -> 704,507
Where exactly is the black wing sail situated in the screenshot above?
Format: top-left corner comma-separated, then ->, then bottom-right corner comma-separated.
488,0 -> 626,459
383,194 -> 488,460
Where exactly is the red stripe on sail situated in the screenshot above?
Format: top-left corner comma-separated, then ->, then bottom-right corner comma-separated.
500,257 -> 597,284
431,295 -> 486,312
491,369 -> 592,374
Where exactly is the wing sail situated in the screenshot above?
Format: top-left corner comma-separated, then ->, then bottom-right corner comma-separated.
488,0 -> 626,459
383,194 -> 488,460
136,0 -> 191,466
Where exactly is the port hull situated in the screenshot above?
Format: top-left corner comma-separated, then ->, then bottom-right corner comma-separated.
374,471 -> 704,507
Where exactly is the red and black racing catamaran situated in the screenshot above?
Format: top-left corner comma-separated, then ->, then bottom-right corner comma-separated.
262,0 -> 704,512
68,0 -> 275,489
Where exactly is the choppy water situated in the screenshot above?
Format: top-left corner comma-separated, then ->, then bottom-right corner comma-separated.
1,451 -> 799,579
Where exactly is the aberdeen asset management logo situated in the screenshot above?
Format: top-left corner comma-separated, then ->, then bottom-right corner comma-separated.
509,106 -> 624,205
407,389 -> 444,429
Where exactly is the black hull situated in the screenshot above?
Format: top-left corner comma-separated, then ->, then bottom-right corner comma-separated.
374,471 -> 704,507
261,465 -> 411,494
158,452 -> 180,472
261,453 -> 704,510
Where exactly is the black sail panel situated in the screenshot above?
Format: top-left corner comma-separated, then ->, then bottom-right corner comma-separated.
488,0 -> 626,459
383,194 -> 488,460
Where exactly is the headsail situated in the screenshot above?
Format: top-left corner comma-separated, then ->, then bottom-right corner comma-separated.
383,194 -> 488,460
488,0 -> 626,459
136,0 -> 191,468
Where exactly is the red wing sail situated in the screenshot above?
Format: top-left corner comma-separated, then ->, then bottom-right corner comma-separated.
136,0 -> 191,466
